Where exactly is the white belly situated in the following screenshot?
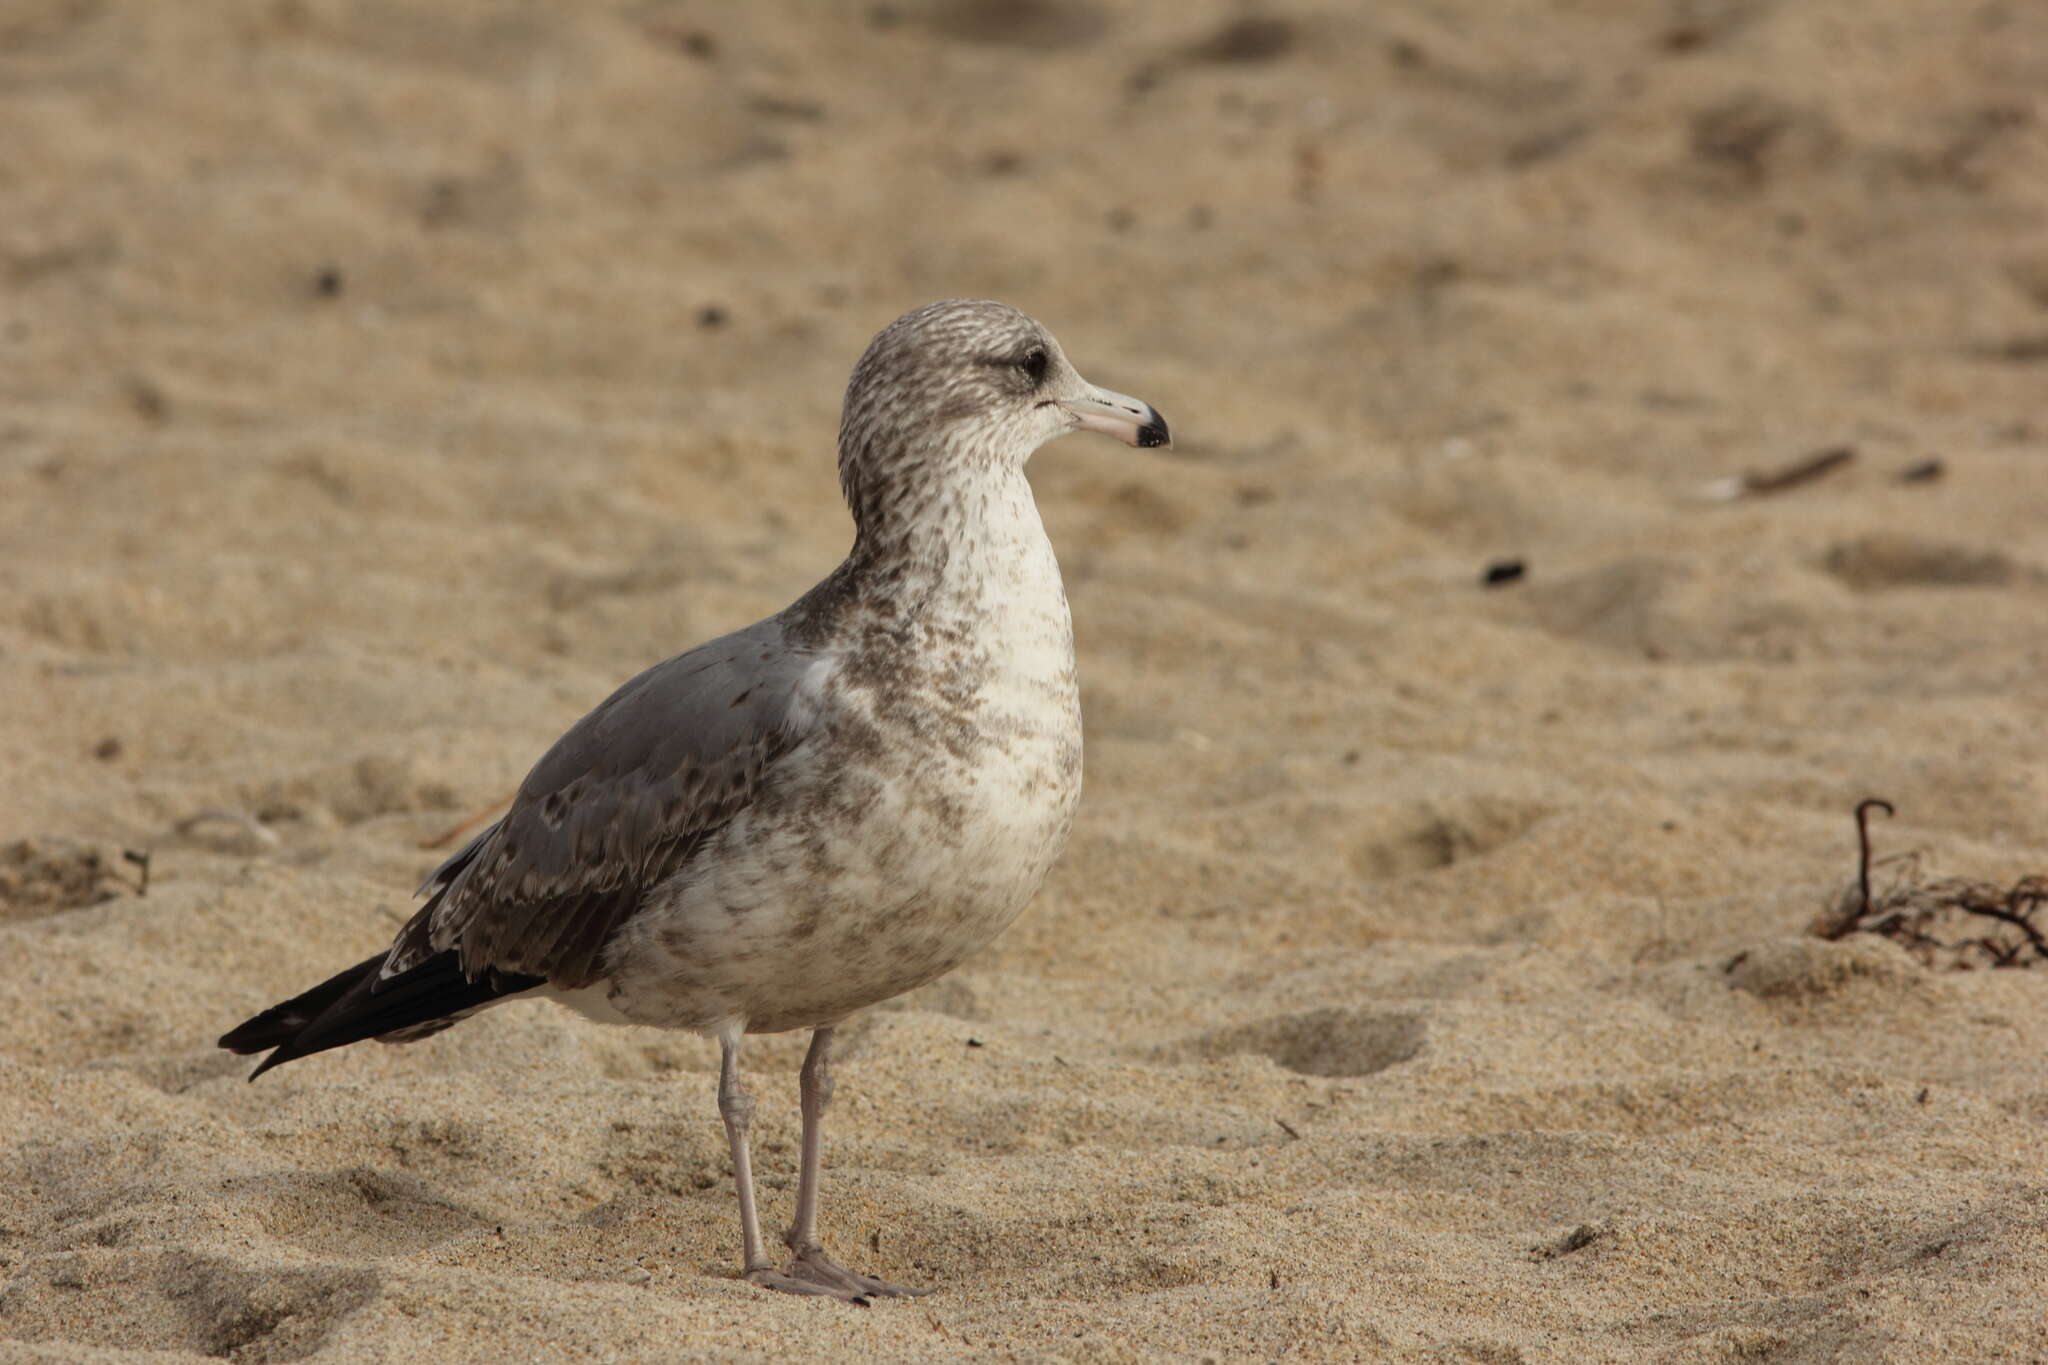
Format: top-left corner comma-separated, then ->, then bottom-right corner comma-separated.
596,690 -> 1079,1033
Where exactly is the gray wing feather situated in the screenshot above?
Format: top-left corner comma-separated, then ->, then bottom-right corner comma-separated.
386,617 -> 824,987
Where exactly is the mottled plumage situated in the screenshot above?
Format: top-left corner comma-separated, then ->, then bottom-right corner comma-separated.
392,625 -> 820,988
220,299 -> 1169,1302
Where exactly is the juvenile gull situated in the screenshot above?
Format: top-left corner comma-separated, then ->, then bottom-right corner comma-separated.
220,299 -> 1170,1303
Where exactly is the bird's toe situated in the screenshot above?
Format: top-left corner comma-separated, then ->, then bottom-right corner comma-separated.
744,1264 -> 875,1305
789,1246 -> 929,1299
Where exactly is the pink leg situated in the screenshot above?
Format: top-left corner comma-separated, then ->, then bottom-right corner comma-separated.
717,1026 -> 926,1304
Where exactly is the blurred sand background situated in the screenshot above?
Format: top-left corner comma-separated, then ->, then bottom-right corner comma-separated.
4,1 -> 2048,1360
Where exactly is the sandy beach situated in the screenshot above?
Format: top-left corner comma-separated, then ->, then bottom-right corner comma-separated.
4,1 -> 2047,1359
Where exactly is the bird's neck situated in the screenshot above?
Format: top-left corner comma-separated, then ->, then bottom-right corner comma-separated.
831,423 -> 1042,588
777,456 -> 1060,649
784,434 -> 1068,651
850,464 -> 1055,613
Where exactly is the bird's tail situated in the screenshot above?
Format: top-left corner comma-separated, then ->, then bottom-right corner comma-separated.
219,950 -> 542,1080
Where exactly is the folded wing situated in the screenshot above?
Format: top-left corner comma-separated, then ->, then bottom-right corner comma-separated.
402,616 -> 828,985
221,617 -> 829,1073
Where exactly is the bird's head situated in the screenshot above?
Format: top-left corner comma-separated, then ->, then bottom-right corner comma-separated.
837,300 -> 1169,523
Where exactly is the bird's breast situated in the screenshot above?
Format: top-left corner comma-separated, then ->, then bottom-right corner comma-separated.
823,560 -> 1084,891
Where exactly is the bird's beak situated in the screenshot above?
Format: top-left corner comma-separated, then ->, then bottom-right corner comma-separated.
1060,384 -> 1172,450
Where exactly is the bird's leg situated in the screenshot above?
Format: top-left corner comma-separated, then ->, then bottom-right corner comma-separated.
717,1026 -> 908,1303
716,1028 -> 774,1279
785,1024 -> 833,1255
779,1026 -> 928,1300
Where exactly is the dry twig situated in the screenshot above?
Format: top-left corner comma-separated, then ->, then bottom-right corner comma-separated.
1695,445 -> 1855,502
1815,797 -> 2048,969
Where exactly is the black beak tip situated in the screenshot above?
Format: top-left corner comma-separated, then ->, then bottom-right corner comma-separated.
1136,409 -> 1171,449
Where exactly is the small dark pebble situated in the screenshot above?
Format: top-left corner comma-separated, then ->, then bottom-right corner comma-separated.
1187,16 -> 1295,65
93,737 -> 123,760
1659,24 -> 1709,53
746,93 -> 825,121
965,1037 -> 983,1048
1545,1224 -> 1605,1257
1481,559 -> 1526,587
1978,332 -> 2048,363
314,266 -> 344,298
697,305 -> 729,329
1898,458 -> 1944,484
127,377 -> 170,423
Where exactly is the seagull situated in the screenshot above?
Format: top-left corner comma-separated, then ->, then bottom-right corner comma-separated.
219,299 -> 1170,1303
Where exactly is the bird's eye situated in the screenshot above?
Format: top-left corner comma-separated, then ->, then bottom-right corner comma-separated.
1018,348 -> 1049,385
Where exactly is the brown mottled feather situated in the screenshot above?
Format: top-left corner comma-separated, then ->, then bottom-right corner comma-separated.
388,619 -> 822,988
